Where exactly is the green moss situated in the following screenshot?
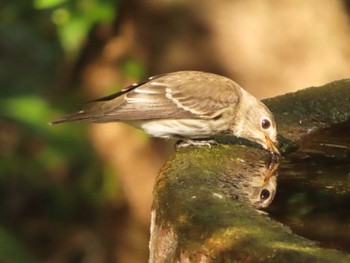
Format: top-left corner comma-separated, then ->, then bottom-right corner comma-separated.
152,79 -> 350,262
264,79 -> 350,143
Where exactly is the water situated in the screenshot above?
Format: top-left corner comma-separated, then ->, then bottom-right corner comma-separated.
266,121 -> 350,252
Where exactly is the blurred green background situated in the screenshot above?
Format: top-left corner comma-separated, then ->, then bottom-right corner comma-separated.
1,0 -> 350,262
0,0 -> 147,262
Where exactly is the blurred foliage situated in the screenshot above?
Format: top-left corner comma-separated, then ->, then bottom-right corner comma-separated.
0,227 -> 34,263
34,0 -> 121,54
120,59 -> 147,82
0,0 -> 125,261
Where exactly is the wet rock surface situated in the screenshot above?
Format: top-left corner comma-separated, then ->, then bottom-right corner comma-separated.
149,79 -> 350,262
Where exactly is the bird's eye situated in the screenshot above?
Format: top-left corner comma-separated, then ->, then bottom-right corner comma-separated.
261,119 -> 271,129
260,189 -> 270,200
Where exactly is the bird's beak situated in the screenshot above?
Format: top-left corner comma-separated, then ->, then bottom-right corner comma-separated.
263,132 -> 281,156
262,160 -> 280,186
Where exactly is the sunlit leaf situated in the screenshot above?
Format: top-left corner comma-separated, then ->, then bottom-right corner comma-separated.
35,0 -> 121,54
52,7 -> 70,24
122,59 -> 146,80
34,0 -> 67,9
1,96 -> 53,126
57,16 -> 90,53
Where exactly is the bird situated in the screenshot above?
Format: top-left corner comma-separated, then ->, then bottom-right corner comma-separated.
219,159 -> 279,209
50,71 -> 280,155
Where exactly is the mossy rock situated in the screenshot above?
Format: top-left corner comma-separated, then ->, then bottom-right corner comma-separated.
150,79 -> 350,262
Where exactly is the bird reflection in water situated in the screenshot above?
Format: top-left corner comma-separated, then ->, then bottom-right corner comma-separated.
219,157 -> 280,210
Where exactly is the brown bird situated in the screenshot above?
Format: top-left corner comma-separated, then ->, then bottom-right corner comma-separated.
50,71 -> 280,155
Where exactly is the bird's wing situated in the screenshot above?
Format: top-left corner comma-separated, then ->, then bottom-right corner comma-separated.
50,71 -> 241,124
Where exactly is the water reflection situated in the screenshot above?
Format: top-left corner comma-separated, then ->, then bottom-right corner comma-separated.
219,157 -> 280,209
267,121 -> 350,253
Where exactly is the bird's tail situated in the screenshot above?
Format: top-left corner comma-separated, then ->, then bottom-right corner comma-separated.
49,110 -> 96,125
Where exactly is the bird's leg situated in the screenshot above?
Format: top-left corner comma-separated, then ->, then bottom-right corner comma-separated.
175,138 -> 219,149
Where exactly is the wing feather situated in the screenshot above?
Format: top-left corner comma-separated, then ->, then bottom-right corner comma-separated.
50,71 -> 241,124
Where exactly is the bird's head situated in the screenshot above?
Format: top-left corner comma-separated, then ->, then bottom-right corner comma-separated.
233,91 -> 280,155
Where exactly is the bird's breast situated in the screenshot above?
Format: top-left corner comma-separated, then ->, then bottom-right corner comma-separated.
136,118 -> 231,139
